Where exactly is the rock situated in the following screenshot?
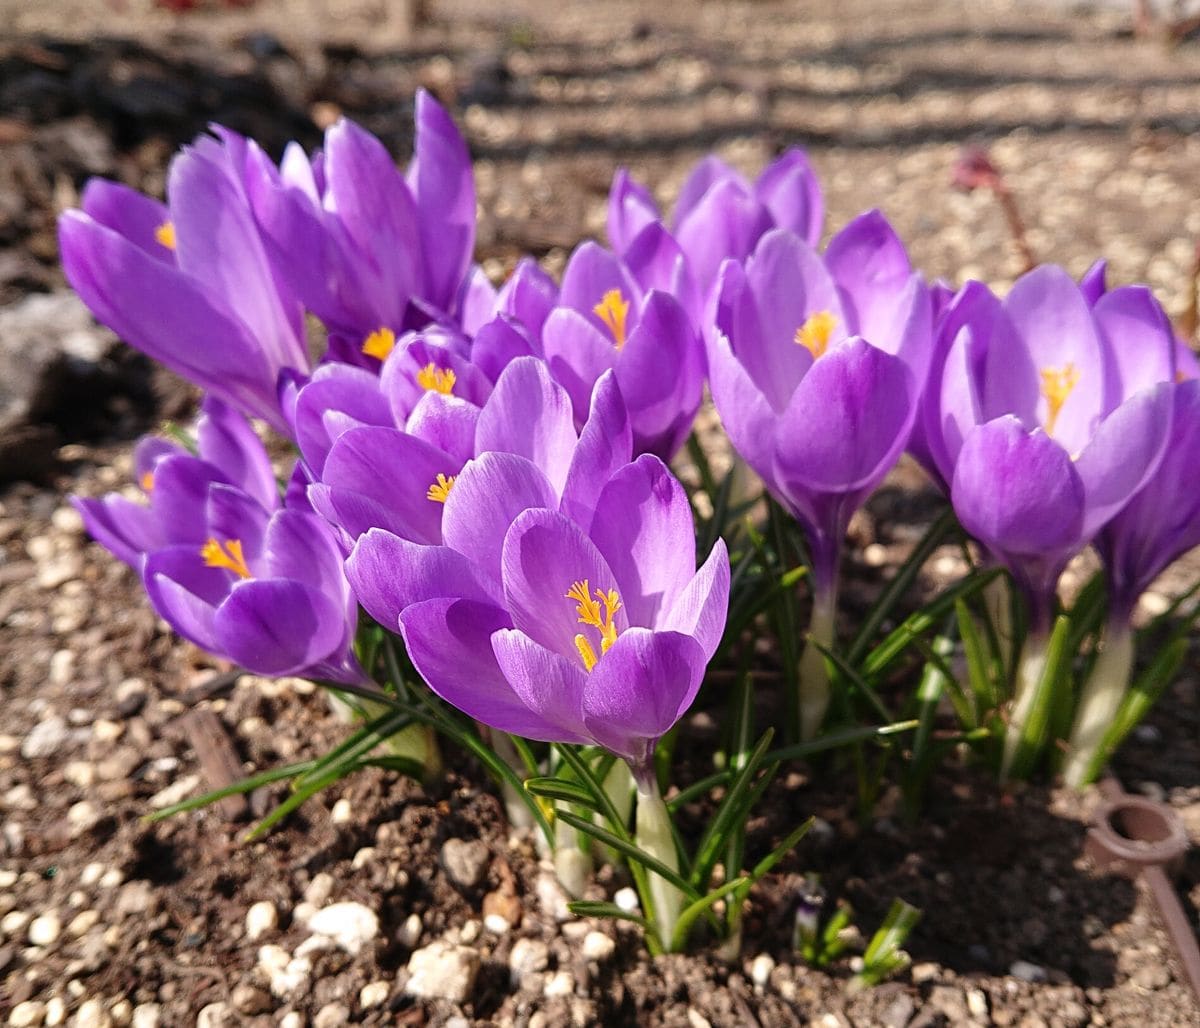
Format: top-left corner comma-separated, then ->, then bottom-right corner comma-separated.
928,985 -> 969,1023
278,1014 -> 303,1028
484,913 -> 510,935
910,961 -> 940,984
880,992 -> 915,1028
1009,960 -> 1047,983
313,1003 -> 348,1028
441,838 -> 489,889
28,911 -> 61,946
258,945 -> 311,999
230,984 -> 271,1016
1132,961 -> 1170,989
148,775 -> 200,810
130,1006 -> 160,1028
2,910 -> 31,937
398,912 -> 422,948
406,940 -> 481,1004
306,902 -> 379,956
10,1000 -> 47,1027
67,801 -> 100,836
330,799 -> 352,825
686,1010 -> 712,1028
303,873 -> 333,907
544,970 -> 574,998
535,873 -> 571,922
245,901 -> 278,941
966,988 -> 989,1019
70,999 -> 111,1028
23,716 -> 68,759
195,1003 -> 235,1028
614,887 -> 640,913
45,997 -> 67,1027
749,953 -> 775,986
509,937 -> 550,985
359,980 -> 390,1008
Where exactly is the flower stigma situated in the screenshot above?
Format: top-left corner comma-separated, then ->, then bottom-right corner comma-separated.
1039,362 -> 1080,437
426,473 -> 456,504
593,289 -> 630,349
416,362 -> 457,394
794,310 -> 837,359
362,326 -> 396,361
140,471 -> 155,492
201,537 -> 252,579
154,221 -> 176,250
565,579 -> 622,672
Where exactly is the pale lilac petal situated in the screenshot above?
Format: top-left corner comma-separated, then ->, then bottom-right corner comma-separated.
197,399 -> 279,512
824,210 -> 911,342
399,597 -> 571,740
293,364 -> 393,476
754,148 -> 823,247
659,539 -> 731,662
80,179 -> 173,262
442,452 -> 558,589
588,454 -> 696,627
458,265 -> 499,336
541,307 -> 618,426
405,392 -> 480,465
214,579 -> 345,675
608,168 -> 660,254
559,371 -> 633,527
559,242 -> 642,340
143,546 -> 226,650
205,484 -> 269,565
495,258 -> 559,339
622,222 -> 701,325
491,629 -> 590,741
582,629 -> 707,764
672,154 -> 743,228
260,509 -> 346,596
1079,258 -> 1108,305
675,177 -> 773,292
470,315 -> 539,383
1093,286 -> 1175,410
73,495 -> 161,567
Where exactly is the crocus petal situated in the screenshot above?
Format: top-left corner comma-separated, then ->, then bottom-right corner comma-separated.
80,179 -> 173,262
407,89 -> 474,312
260,509 -> 346,596
205,484 -> 269,564
441,452 -> 559,589
151,455 -> 231,545
475,356 -> 578,496
615,291 -> 703,459
346,528 -> 492,627
495,258 -> 559,340
608,168 -> 660,254
501,508 -> 627,662
622,222 -> 701,326
399,597 -> 570,740
197,398 -> 279,512
213,579 -> 345,675
1079,258 -> 1108,305
823,210 -> 911,343
582,628 -> 707,765
491,629 -> 591,741
73,495 -> 161,567
1093,286 -> 1176,411
659,539 -> 731,662
754,148 -> 823,247
952,416 -> 1085,560
672,154 -> 743,228
588,454 -> 697,628
293,364 -> 393,476
705,324 -> 777,490
458,265 -> 499,337
774,339 -> 916,493
405,392 -> 480,465
470,315 -> 539,384
1074,382 -> 1174,539
559,371 -> 633,528
143,546 -> 228,650
675,177 -> 773,292
559,242 -> 642,340
541,307 -> 619,426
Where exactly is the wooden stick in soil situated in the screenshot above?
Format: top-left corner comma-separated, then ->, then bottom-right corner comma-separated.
170,708 -> 249,821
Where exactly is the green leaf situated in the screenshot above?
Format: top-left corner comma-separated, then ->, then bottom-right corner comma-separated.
524,777 -> 605,814
853,898 -> 922,989
669,877 -> 750,952
846,506 -> 957,665
689,730 -> 775,891
766,720 -> 919,763
567,900 -> 648,929
955,599 -> 994,726
742,818 -> 813,893
1004,614 -> 1073,781
143,758 -> 318,822
862,568 -> 1002,680
809,636 -> 891,725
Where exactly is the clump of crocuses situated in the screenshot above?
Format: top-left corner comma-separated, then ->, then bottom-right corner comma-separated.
60,90 -> 1200,962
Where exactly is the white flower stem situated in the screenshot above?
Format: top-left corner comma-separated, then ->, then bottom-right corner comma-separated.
1062,619 -> 1135,788
491,731 -> 536,832
329,694 -> 441,775
799,584 -> 838,741
1000,629 -> 1050,781
983,574 -> 1014,675
633,768 -> 683,952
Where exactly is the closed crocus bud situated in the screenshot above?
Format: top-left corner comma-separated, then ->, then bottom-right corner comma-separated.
706,217 -> 930,739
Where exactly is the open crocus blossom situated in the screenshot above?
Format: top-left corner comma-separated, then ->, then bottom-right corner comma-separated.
244,89 -> 475,363
60,131 -> 309,435
608,149 -> 824,298
1063,378 -> 1200,785
541,241 -> 703,460
74,401 -> 364,685
922,265 -> 1177,774
707,216 -> 931,738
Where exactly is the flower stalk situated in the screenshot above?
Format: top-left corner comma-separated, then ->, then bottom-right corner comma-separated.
633,765 -> 683,952
1062,619 -> 1134,788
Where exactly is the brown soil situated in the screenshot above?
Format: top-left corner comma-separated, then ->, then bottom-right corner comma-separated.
3,1 -> 1200,1026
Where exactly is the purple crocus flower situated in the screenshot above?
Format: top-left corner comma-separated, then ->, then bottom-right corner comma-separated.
609,149 -> 824,298
74,401 -> 363,684
706,215 -> 930,738
60,134 -> 309,435
541,241 -> 704,460
1063,378 -> 1200,784
245,90 -> 475,363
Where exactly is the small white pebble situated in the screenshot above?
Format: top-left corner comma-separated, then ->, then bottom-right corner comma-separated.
330,798 -> 353,825
278,1015 -> 303,1028
750,953 -> 775,987
98,868 -> 124,890
614,887 -> 640,913
0,869 -> 17,889
29,911 -> 62,946
71,997 -> 110,1028
148,775 -> 200,810
966,988 -> 989,1018
459,919 -> 480,944
687,1009 -> 712,1028
1010,959 -> 1046,982
911,961 -> 939,983
582,931 -> 615,962
130,1005 -> 160,1028
45,995 -> 67,1027
108,1000 -> 131,1026
79,863 -> 105,887
359,980 -> 390,1009
9,1000 -> 47,1027
91,719 -> 123,744
398,912 -> 422,948
351,847 -> 376,870
292,902 -> 317,924
67,802 -> 100,835
544,970 -> 574,998
304,872 -> 333,907
245,901 -> 278,941
306,902 -> 379,956
484,913 -> 510,935
52,506 -> 85,534
1,909 -> 31,937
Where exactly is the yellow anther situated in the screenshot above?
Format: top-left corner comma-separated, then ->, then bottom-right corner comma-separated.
794,310 -> 838,360
362,326 -> 396,361
139,471 -> 155,492
154,221 -> 176,251
565,579 -> 622,669
1039,362 -> 1080,437
593,288 -> 630,349
201,537 -> 252,579
426,473 -> 456,504
574,634 -> 599,673
416,362 -> 457,395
